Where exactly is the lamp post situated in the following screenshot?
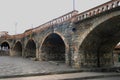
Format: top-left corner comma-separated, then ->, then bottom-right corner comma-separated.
15,22 -> 17,35
73,0 -> 75,10
30,24 -> 33,39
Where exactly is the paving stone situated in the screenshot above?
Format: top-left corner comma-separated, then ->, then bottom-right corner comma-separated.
0,56 -> 78,77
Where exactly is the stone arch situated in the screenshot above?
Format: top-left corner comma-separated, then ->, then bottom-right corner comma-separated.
13,41 -> 22,56
117,1 -> 120,6
25,39 -> 36,58
78,14 -> 120,68
40,32 -> 69,63
0,41 -> 10,56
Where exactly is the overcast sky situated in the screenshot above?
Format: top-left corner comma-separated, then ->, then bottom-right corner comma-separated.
0,0 -> 110,35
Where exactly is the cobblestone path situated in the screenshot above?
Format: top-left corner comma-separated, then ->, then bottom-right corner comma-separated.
0,56 -> 77,77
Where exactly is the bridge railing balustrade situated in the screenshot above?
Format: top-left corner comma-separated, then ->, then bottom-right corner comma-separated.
76,0 -> 120,22
29,10 -> 78,34
5,0 -> 120,39
11,10 -> 78,39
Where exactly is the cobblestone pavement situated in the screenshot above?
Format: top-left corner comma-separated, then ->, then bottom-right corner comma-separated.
0,56 -> 78,77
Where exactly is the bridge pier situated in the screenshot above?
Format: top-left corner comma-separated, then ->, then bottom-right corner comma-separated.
36,48 -> 39,60
22,48 -> 25,57
10,49 -> 22,57
65,50 -> 71,66
10,50 -> 15,56
9,48 -> 14,56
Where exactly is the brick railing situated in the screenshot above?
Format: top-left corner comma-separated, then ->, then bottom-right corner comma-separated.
76,0 -> 120,21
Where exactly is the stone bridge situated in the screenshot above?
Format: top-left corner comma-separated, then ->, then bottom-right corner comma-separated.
0,0 -> 120,68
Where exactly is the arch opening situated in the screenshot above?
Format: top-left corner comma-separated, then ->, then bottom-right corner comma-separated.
79,15 -> 120,68
25,39 -> 36,58
113,42 -> 120,66
118,1 -> 120,6
13,41 -> 22,56
0,42 -> 10,56
41,33 -> 65,62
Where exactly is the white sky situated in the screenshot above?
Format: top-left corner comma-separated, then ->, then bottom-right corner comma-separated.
0,0 -> 110,35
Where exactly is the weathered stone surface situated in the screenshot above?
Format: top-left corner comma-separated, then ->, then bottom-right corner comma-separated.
0,1 -> 120,69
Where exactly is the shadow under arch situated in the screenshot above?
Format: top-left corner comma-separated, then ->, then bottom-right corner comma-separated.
79,15 -> 120,68
0,41 -> 10,56
40,32 -> 68,63
25,39 -> 36,58
13,41 -> 22,56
